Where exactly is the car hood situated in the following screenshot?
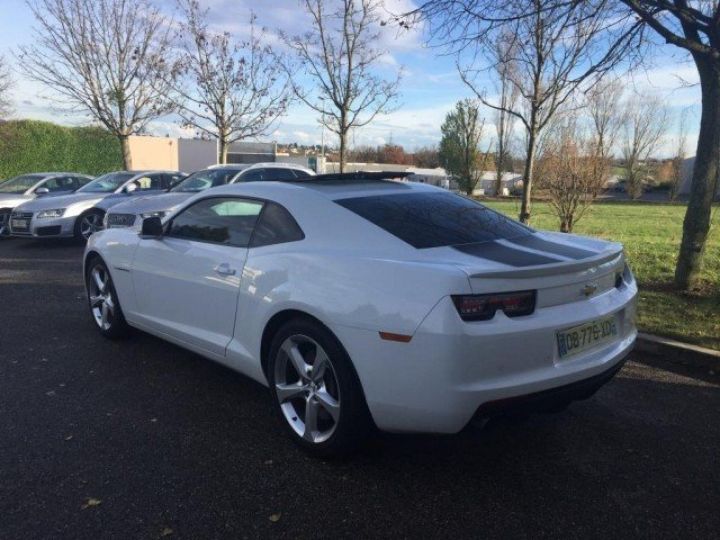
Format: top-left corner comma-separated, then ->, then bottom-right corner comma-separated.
0,194 -> 33,208
108,192 -> 194,215
16,192 -> 107,211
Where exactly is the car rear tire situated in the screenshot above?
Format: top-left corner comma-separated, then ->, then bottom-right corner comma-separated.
85,257 -> 129,339
267,318 -> 371,458
75,209 -> 105,241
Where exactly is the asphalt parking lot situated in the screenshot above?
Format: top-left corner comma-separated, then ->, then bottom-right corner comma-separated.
1,239 -> 719,539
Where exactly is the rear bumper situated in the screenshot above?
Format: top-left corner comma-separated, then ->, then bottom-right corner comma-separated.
472,352 -> 627,419
333,281 -> 638,434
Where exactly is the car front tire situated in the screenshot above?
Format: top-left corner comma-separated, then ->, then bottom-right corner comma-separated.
85,257 -> 129,339
268,318 -> 371,457
75,209 -> 105,241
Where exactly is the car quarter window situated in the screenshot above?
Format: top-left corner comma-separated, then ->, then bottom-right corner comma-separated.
250,202 -> 305,247
166,197 -> 264,247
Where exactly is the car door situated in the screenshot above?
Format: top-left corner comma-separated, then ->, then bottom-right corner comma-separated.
131,196 -> 265,357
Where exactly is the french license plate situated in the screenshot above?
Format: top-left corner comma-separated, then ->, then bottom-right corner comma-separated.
11,219 -> 28,230
556,316 -> 618,359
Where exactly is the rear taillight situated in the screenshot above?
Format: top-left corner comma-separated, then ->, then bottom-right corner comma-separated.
451,290 -> 536,321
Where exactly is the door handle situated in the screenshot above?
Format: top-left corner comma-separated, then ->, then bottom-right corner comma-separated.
214,263 -> 236,276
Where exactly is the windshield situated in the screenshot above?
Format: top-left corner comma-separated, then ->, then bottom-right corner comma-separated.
0,174 -> 45,194
171,168 -> 242,193
336,191 -> 533,249
78,172 -> 135,193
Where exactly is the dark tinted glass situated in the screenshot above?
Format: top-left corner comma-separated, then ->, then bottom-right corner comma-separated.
336,192 -> 532,249
167,197 -> 264,247
250,203 -> 305,247
239,168 -> 302,182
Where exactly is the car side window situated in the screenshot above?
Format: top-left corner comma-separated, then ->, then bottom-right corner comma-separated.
263,168 -> 298,181
167,197 -> 264,247
239,169 -> 266,182
166,173 -> 185,188
130,174 -> 165,191
76,176 -> 93,189
250,202 -> 305,247
43,176 -> 75,192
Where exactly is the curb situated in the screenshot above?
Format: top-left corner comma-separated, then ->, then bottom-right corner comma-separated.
635,333 -> 720,372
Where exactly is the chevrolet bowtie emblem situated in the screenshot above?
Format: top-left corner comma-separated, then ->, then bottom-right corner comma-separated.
581,283 -> 599,297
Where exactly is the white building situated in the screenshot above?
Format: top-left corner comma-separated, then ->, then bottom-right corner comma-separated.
679,157 -> 720,197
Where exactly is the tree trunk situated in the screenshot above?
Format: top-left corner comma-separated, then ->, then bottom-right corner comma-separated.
675,58 -> 720,290
520,130 -> 536,224
120,134 -> 132,170
494,149 -> 504,197
339,130 -> 346,173
219,137 -> 228,164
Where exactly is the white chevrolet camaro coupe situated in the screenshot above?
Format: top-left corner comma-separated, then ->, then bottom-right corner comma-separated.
84,173 -> 638,456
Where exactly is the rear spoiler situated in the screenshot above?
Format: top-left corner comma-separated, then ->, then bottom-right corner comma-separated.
469,249 -> 623,279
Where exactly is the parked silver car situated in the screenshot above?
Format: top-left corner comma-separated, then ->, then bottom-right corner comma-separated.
0,172 -> 93,236
10,170 -> 185,240
105,162 -> 315,229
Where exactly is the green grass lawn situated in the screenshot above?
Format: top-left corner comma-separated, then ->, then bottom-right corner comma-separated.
482,200 -> 720,350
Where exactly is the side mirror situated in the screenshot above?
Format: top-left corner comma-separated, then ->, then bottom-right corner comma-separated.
35,187 -> 50,196
124,182 -> 138,193
140,216 -> 163,238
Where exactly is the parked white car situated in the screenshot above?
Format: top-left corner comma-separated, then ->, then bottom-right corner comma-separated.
104,162 -> 316,230
84,173 -> 638,456
0,172 -> 93,236
10,170 -> 184,240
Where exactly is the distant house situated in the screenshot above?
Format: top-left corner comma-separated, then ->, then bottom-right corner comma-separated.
474,171 -> 523,196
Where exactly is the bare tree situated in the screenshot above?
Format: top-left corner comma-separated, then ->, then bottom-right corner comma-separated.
439,99 -> 492,195
536,116 -> 608,232
621,94 -> 667,199
18,0 -> 176,169
412,0 -> 642,224
669,108 -> 689,201
586,78 -> 624,164
586,78 -> 624,202
492,37 -> 519,197
282,0 -> 401,172
0,55 -> 13,118
169,1 -> 292,164
412,145 -> 440,168
606,1 -> 720,290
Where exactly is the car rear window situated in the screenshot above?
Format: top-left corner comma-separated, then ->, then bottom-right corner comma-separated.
336,192 -> 532,249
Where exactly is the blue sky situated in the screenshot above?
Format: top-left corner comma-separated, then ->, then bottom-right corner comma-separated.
0,0 -> 703,155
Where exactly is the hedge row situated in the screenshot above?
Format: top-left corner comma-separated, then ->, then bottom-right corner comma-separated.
0,120 -> 122,179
